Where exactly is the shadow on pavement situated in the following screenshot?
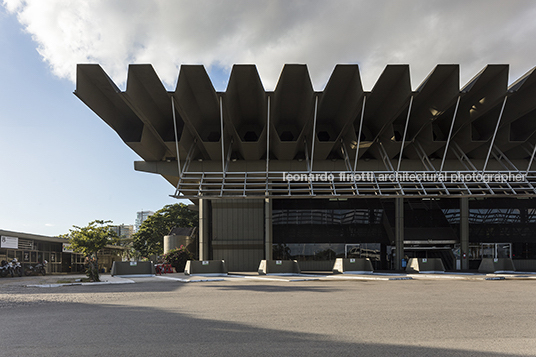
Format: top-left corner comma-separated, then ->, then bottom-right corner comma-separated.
0,286 -> 529,357
206,283 -> 345,293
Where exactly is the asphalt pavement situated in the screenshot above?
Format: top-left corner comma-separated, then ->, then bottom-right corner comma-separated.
1,272 -> 535,356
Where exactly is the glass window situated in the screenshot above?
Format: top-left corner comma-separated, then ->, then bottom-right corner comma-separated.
273,208 -> 383,225
442,209 -> 460,224
274,243 -> 345,261
513,242 -> 536,259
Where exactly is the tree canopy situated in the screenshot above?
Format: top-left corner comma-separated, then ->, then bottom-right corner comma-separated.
63,220 -> 119,257
132,203 -> 198,257
61,220 -> 119,281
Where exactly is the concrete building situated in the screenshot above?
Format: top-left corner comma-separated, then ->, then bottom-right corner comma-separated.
76,63 -> 536,271
111,224 -> 134,239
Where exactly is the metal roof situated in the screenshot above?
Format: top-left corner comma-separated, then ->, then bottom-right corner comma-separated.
0,229 -> 67,243
75,64 -> 536,198
0,229 -> 127,251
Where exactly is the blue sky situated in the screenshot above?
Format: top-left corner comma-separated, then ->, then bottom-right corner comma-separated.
2,0 -> 536,236
0,9 -> 193,236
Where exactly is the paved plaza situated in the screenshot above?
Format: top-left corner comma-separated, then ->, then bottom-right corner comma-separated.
1,273 -> 536,356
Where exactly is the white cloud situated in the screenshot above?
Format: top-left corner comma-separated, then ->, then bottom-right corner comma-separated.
4,0 -> 536,90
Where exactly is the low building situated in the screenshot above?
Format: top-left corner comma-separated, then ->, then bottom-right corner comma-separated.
0,229 -> 124,274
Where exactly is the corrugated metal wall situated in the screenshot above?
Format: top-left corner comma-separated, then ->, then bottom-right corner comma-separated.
211,199 -> 265,271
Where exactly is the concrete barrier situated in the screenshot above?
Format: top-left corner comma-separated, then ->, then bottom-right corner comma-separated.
185,260 -> 228,276
478,258 -> 516,273
406,258 -> 445,273
332,258 -> 374,274
298,260 -> 334,271
258,260 -> 301,275
111,261 -> 155,277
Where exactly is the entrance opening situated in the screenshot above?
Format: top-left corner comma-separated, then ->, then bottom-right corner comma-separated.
345,244 -> 382,270
392,241 -> 457,271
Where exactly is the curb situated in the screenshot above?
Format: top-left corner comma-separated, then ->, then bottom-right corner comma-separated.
26,278 -> 135,288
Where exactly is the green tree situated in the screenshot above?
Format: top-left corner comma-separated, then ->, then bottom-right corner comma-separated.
133,203 -> 198,257
62,220 -> 118,282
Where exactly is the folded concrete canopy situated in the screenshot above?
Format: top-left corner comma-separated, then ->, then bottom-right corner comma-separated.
75,64 -> 536,199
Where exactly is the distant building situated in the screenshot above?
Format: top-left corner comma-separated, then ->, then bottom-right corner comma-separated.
110,224 -> 134,239
135,211 -> 154,232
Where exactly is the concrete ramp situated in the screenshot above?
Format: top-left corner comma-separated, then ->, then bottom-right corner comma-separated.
258,260 -> 301,275
406,258 -> 445,273
332,258 -> 374,274
478,258 -> 516,273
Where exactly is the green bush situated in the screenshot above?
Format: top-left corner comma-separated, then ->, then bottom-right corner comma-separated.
163,246 -> 194,272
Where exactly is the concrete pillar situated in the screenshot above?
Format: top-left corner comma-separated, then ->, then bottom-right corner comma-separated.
265,198 -> 273,260
199,199 -> 211,261
460,197 -> 469,270
395,197 -> 404,271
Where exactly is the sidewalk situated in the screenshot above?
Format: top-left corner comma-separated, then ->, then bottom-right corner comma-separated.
2,271 -> 535,288
0,273 -> 134,287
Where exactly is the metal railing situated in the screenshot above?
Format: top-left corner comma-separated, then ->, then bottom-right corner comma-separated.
172,170 -> 536,199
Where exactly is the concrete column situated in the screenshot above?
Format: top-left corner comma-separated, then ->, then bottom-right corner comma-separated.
199,199 -> 211,261
395,197 -> 404,271
460,197 -> 469,270
265,198 -> 273,260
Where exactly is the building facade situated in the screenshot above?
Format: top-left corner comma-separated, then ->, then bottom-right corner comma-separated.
135,211 -> 154,232
111,224 -> 134,239
76,63 -> 536,271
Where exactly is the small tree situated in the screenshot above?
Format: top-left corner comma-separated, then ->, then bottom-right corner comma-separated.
62,220 -> 118,282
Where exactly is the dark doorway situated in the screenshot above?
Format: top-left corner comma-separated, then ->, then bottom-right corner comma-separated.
61,253 -> 72,273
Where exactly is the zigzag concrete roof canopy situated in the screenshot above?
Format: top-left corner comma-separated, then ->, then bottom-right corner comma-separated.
75,63 -> 536,198
225,65 -> 267,161
316,64 -> 363,161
